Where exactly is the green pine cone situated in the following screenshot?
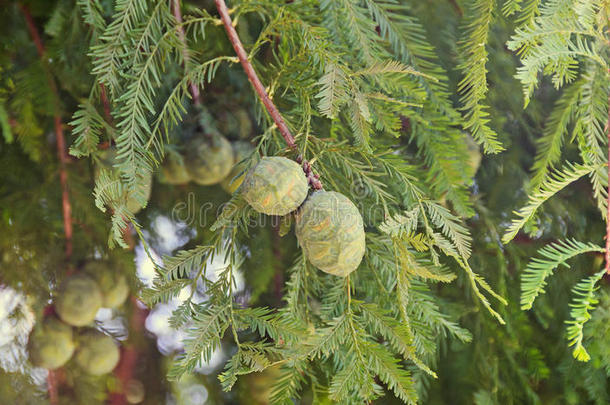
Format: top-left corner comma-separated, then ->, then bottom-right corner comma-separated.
28,317 -> 75,369
184,135 -> 234,185
55,274 -> 103,326
295,191 -> 366,277
83,261 -> 130,309
158,151 -> 190,185
242,156 -> 308,216
221,141 -> 254,194
75,330 -> 120,375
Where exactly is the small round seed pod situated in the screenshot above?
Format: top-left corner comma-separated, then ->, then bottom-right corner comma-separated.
242,156 -> 308,216
83,261 -> 130,309
28,317 -> 75,369
55,274 -> 103,327
184,135 -> 234,186
75,330 -> 120,375
158,151 -> 190,185
295,191 -> 366,277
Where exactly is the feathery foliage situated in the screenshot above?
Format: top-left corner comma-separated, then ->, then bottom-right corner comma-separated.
520,240 -> 604,310
457,0 -> 503,154
504,0 -> 610,369
3,0 -> 610,403
503,163 -> 596,244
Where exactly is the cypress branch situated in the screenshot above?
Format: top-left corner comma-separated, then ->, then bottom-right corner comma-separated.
214,0 -> 322,190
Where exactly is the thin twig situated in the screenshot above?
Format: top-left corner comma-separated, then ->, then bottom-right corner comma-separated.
46,368 -> 59,405
214,0 -> 322,189
20,5 -> 73,259
172,0 -> 201,105
215,0 -> 293,146
54,117 -> 73,258
110,227 -> 145,404
109,297 -> 149,405
20,8 -> 73,403
100,83 -> 113,123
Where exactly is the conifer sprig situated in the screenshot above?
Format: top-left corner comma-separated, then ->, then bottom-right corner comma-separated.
457,0 -> 504,154
566,269 -> 605,361
503,163 -> 596,244
520,240 -> 604,310
503,0 -> 610,367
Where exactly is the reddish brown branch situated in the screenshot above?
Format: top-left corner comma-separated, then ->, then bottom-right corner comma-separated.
46,369 -> 59,405
21,8 -> 45,56
172,0 -> 201,105
215,0 -> 294,147
20,8 -> 72,403
214,0 -> 322,189
100,83 -> 113,123
110,297 -> 149,405
54,116 -> 73,258
20,5 -> 73,259
109,225 -> 143,404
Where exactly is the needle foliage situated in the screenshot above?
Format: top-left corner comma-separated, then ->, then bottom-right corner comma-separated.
1,0 -> 609,404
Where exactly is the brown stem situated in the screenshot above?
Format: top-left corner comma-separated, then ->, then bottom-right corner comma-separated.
108,347 -> 138,405
20,5 -> 73,259
214,0 -> 322,189
109,223 -> 143,404
55,116 -> 73,258
21,8 -> 44,55
110,297 -> 149,405
20,8 -> 73,403
215,0 -> 294,147
46,369 -> 59,405
172,0 -> 201,105
100,83 -> 113,123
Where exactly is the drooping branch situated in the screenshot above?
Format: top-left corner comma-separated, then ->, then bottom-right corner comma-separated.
20,5 -> 73,259
214,0 -> 322,189
172,0 -> 201,105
